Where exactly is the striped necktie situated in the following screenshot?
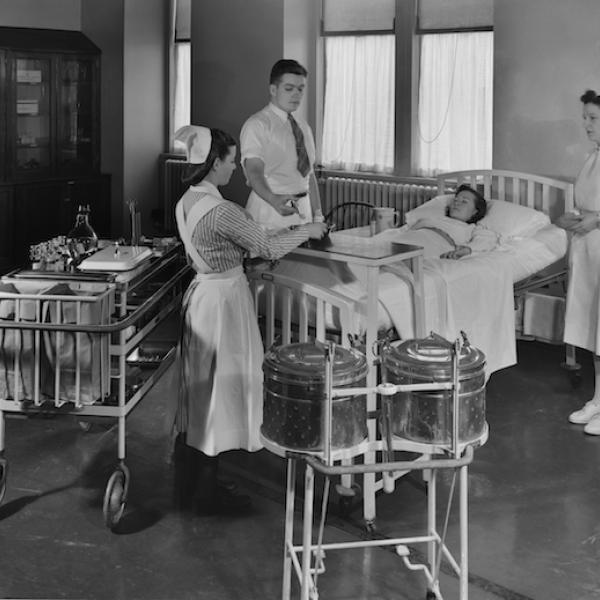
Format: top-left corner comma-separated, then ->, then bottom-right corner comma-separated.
288,113 -> 311,177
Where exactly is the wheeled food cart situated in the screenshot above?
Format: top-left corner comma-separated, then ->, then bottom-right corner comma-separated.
0,243 -> 190,528
262,334 -> 487,600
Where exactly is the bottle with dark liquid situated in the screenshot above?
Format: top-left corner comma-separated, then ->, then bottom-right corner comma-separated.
67,204 -> 98,265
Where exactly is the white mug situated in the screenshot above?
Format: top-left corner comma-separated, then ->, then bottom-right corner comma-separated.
371,207 -> 400,234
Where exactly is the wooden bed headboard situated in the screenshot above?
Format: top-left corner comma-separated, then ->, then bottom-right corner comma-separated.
437,169 -> 575,222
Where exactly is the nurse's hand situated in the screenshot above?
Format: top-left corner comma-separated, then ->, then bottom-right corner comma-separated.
555,211 -> 582,231
570,213 -> 599,235
305,222 -> 329,239
271,194 -> 300,216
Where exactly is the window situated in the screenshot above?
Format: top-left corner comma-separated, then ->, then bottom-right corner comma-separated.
415,31 -> 493,176
173,41 -> 191,136
319,0 -> 494,177
321,35 -> 395,173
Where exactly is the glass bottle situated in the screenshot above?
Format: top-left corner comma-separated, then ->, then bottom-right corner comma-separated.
67,204 -> 98,263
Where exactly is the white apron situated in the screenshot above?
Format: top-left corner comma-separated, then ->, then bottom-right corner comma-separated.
246,189 -> 312,230
174,190 -> 264,455
564,148 -> 600,354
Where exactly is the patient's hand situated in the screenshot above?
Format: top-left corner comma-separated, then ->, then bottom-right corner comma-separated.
440,245 -> 472,260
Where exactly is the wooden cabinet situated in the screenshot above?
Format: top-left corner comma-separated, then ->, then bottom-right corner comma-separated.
0,186 -> 14,272
0,27 -> 109,273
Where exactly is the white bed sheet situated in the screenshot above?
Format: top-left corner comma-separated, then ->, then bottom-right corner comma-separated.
266,224 -> 567,377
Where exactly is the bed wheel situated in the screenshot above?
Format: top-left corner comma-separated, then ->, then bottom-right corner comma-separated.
364,519 -> 377,536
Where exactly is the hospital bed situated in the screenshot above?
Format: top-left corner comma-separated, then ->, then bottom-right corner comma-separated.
247,169 -> 574,525
249,169 -> 573,375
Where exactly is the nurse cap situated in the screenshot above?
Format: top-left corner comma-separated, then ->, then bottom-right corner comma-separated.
174,125 -> 212,164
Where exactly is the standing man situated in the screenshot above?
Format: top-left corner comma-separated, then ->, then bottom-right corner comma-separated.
240,59 -> 324,229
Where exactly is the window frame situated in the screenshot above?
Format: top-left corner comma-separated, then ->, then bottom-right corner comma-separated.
318,1 -> 493,177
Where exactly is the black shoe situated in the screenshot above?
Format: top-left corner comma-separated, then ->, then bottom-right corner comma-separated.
196,488 -> 252,516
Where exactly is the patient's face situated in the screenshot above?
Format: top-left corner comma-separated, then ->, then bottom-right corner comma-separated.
448,190 -> 477,222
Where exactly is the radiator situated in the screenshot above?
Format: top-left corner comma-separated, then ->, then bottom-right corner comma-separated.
161,157 -> 189,232
318,177 -> 438,230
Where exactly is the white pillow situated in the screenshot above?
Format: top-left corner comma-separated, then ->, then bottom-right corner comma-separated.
404,194 -> 453,226
479,200 -> 550,238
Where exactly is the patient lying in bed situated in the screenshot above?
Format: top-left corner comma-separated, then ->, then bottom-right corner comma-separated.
388,184 -> 498,259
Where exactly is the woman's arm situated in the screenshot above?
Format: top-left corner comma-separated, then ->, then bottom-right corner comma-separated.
218,204 -> 325,260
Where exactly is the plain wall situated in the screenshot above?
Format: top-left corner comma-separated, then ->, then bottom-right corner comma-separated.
190,0 -> 283,204
81,0 -> 124,235
494,0 -> 600,179
0,0 -> 80,30
123,0 -> 168,235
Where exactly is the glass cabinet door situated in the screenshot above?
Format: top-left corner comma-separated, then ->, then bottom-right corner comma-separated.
14,55 -> 52,177
58,57 -> 97,174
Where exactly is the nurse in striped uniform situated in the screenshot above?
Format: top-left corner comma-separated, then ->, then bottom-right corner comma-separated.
172,125 -> 327,514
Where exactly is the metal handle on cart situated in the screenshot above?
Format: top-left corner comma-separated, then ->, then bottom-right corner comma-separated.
0,262 -> 189,334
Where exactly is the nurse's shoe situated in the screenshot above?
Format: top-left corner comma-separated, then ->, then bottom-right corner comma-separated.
584,413 -> 600,435
568,400 -> 600,424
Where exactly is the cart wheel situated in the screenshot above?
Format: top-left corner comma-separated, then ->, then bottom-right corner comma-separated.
103,464 -> 130,529
0,458 -> 7,504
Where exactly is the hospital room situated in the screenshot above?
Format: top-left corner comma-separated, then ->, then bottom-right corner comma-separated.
0,0 -> 599,599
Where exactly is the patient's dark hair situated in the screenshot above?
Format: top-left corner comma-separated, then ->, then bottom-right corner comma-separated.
581,89 -> 600,107
270,59 -> 308,85
182,128 -> 237,186
447,184 -> 487,224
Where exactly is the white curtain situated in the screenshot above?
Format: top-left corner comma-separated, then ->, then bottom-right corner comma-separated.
416,31 -> 493,176
172,41 -> 191,147
321,35 -> 395,173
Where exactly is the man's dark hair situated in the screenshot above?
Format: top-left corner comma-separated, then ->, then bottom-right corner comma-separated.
270,59 -> 308,85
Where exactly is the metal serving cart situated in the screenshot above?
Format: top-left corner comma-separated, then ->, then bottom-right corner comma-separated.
261,334 -> 488,600
0,243 -> 190,528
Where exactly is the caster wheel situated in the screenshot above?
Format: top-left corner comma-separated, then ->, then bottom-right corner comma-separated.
78,420 -> 93,432
0,458 -> 7,504
103,464 -> 130,529
364,520 -> 377,537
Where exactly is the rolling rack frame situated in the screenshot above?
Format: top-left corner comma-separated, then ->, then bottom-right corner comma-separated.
265,339 -> 485,600
0,245 -> 190,528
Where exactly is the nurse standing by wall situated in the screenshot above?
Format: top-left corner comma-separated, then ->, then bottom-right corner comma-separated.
172,125 -> 327,514
558,90 -> 600,435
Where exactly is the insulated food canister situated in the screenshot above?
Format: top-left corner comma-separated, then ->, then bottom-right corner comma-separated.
383,334 -> 487,446
262,342 -> 369,452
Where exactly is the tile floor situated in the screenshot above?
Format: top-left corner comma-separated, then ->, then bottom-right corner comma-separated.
0,339 -> 599,600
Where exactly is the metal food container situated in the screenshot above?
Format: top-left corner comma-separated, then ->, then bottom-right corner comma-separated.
383,335 -> 486,446
262,342 -> 369,452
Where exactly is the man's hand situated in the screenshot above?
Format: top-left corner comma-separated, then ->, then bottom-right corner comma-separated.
270,194 -> 301,216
